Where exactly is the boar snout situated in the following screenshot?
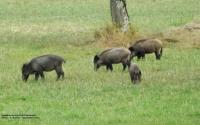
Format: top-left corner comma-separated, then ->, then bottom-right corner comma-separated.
22,74 -> 29,82
94,63 -> 100,71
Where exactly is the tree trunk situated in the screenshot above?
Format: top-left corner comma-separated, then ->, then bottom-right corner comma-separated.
110,0 -> 129,32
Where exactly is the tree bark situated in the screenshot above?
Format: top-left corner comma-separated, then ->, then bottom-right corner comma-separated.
110,0 -> 129,32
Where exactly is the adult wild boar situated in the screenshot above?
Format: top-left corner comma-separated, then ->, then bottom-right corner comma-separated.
128,63 -> 141,84
22,54 -> 65,82
93,47 -> 131,71
129,39 -> 163,60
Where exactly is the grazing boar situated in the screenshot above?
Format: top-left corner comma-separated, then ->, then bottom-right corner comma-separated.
93,47 -> 131,71
22,54 -> 65,82
128,63 -> 141,84
129,39 -> 163,60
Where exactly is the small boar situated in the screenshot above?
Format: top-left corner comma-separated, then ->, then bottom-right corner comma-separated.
129,39 -> 163,60
93,47 -> 131,71
22,54 -> 65,82
128,63 -> 142,84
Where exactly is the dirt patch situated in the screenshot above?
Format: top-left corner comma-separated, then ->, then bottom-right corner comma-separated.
94,21 -> 200,49
157,21 -> 200,48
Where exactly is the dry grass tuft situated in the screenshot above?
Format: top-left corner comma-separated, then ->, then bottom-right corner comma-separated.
94,24 -> 140,48
94,21 -> 200,49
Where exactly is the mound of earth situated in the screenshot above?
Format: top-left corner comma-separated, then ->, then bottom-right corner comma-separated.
94,21 -> 200,48
159,21 -> 200,48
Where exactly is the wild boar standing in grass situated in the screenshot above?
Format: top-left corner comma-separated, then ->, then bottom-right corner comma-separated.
128,63 -> 142,84
129,39 -> 163,60
93,47 -> 131,71
22,54 -> 65,82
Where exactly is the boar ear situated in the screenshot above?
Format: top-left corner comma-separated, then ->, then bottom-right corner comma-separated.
93,55 -> 99,63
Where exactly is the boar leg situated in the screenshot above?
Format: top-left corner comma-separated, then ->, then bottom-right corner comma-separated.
109,64 -> 113,71
137,55 -> 141,60
138,71 -> 142,82
130,73 -> 134,84
136,74 -> 140,83
141,52 -> 145,60
133,73 -> 138,84
55,66 -> 64,80
122,63 -> 127,71
40,72 -> 45,80
137,51 -> 144,60
137,53 -> 142,60
106,64 -> 113,71
155,51 -> 161,60
131,77 -> 134,83
132,77 -> 136,84
61,70 -> 64,79
35,72 -> 40,81
142,54 -> 145,59
23,74 -> 29,82
106,65 -> 110,71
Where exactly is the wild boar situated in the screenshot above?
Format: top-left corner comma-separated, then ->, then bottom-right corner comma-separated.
129,39 -> 163,60
128,63 -> 141,84
93,47 -> 131,71
22,54 -> 65,82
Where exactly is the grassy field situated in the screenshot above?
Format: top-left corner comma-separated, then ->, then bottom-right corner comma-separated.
0,0 -> 200,125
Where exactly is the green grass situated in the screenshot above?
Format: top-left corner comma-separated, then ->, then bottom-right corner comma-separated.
0,0 -> 200,125
0,46 -> 200,125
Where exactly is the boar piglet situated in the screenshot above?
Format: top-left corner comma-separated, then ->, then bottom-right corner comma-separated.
128,63 -> 142,84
